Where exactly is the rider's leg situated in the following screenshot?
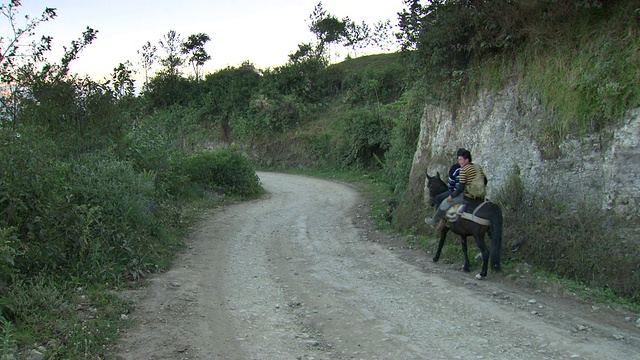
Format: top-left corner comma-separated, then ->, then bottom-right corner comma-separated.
433,191 -> 449,209
427,194 -> 462,227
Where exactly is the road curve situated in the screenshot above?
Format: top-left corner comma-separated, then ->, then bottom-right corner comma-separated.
114,172 -> 640,360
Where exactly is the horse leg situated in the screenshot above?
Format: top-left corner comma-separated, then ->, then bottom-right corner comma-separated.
432,228 -> 449,262
460,235 -> 470,272
474,234 -> 490,278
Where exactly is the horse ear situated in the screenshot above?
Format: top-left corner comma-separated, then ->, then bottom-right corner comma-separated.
426,173 -> 433,180
437,171 -> 441,179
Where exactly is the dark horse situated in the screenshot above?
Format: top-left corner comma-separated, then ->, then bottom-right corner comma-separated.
426,172 -> 503,278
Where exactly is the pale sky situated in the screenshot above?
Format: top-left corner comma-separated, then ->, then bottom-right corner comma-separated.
8,0 -> 405,83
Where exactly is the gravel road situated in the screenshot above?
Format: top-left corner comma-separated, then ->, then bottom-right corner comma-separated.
114,172 -> 640,360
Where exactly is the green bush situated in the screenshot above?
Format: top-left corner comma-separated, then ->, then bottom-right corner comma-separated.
0,132 -> 179,282
340,58 -> 406,106
494,167 -> 640,303
0,129 -> 60,275
18,78 -> 124,157
54,155 -> 160,279
237,93 -> 310,138
2,153 -> 165,282
184,148 -> 263,198
337,108 -> 393,169
382,90 -> 425,196
0,227 -> 22,288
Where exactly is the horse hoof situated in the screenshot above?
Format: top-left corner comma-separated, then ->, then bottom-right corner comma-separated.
463,266 -> 470,272
432,257 -> 439,263
475,274 -> 484,280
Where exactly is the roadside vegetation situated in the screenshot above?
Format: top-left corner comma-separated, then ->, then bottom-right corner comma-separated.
1,0 -> 639,358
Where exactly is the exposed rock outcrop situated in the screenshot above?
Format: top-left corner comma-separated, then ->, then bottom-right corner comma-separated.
405,84 -> 639,225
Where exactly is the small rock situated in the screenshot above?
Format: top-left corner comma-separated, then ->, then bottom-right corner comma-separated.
28,349 -> 44,360
528,299 -> 537,304
613,334 -> 624,340
624,316 -> 632,322
577,325 -> 589,332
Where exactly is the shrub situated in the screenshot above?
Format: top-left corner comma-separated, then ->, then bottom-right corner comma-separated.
494,167 -> 640,303
0,137 -> 179,282
184,148 -> 263,198
337,108 -> 393,169
238,93 -> 310,138
4,154 -> 164,282
382,90 -> 425,196
340,58 -> 406,106
18,78 -> 123,157
0,227 -> 22,288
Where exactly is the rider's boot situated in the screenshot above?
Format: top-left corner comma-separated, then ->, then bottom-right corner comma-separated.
426,208 -> 446,228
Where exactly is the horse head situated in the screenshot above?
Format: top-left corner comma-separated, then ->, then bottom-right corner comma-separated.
426,171 -> 447,207
426,172 -> 447,195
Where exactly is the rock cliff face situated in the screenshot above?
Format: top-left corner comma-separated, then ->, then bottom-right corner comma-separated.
407,84 -> 640,221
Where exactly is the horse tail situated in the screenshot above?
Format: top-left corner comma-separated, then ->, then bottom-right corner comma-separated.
489,203 -> 503,271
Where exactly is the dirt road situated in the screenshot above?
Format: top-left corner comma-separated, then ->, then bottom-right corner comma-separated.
114,172 -> 640,359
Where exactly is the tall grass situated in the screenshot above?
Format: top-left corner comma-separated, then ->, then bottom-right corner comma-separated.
493,167 -> 640,304
469,1 -> 640,145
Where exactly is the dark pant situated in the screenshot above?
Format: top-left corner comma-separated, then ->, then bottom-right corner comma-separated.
434,191 -> 451,208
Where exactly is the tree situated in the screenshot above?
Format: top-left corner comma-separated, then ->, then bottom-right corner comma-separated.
288,43 -> 324,64
342,18 -> 371,57
111,61 -> 135,99
308,2 -> 347,62
202,63 -> 261,143
158,30 -> 184,76
0,0 -> 57,125
138,41 -> 157,87
1,2 -> 97,132
371,20 -> 394,52
397,0 -> 424,51
56,27 -> 98,80
307,2 -> 394,62
181,33 -> 211,81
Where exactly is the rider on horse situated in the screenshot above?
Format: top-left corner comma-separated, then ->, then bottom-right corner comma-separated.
432,148 -> 466,209
427,149 -> 487,230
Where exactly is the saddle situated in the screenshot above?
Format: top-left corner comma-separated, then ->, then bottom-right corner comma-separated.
445,201 -> 491,226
